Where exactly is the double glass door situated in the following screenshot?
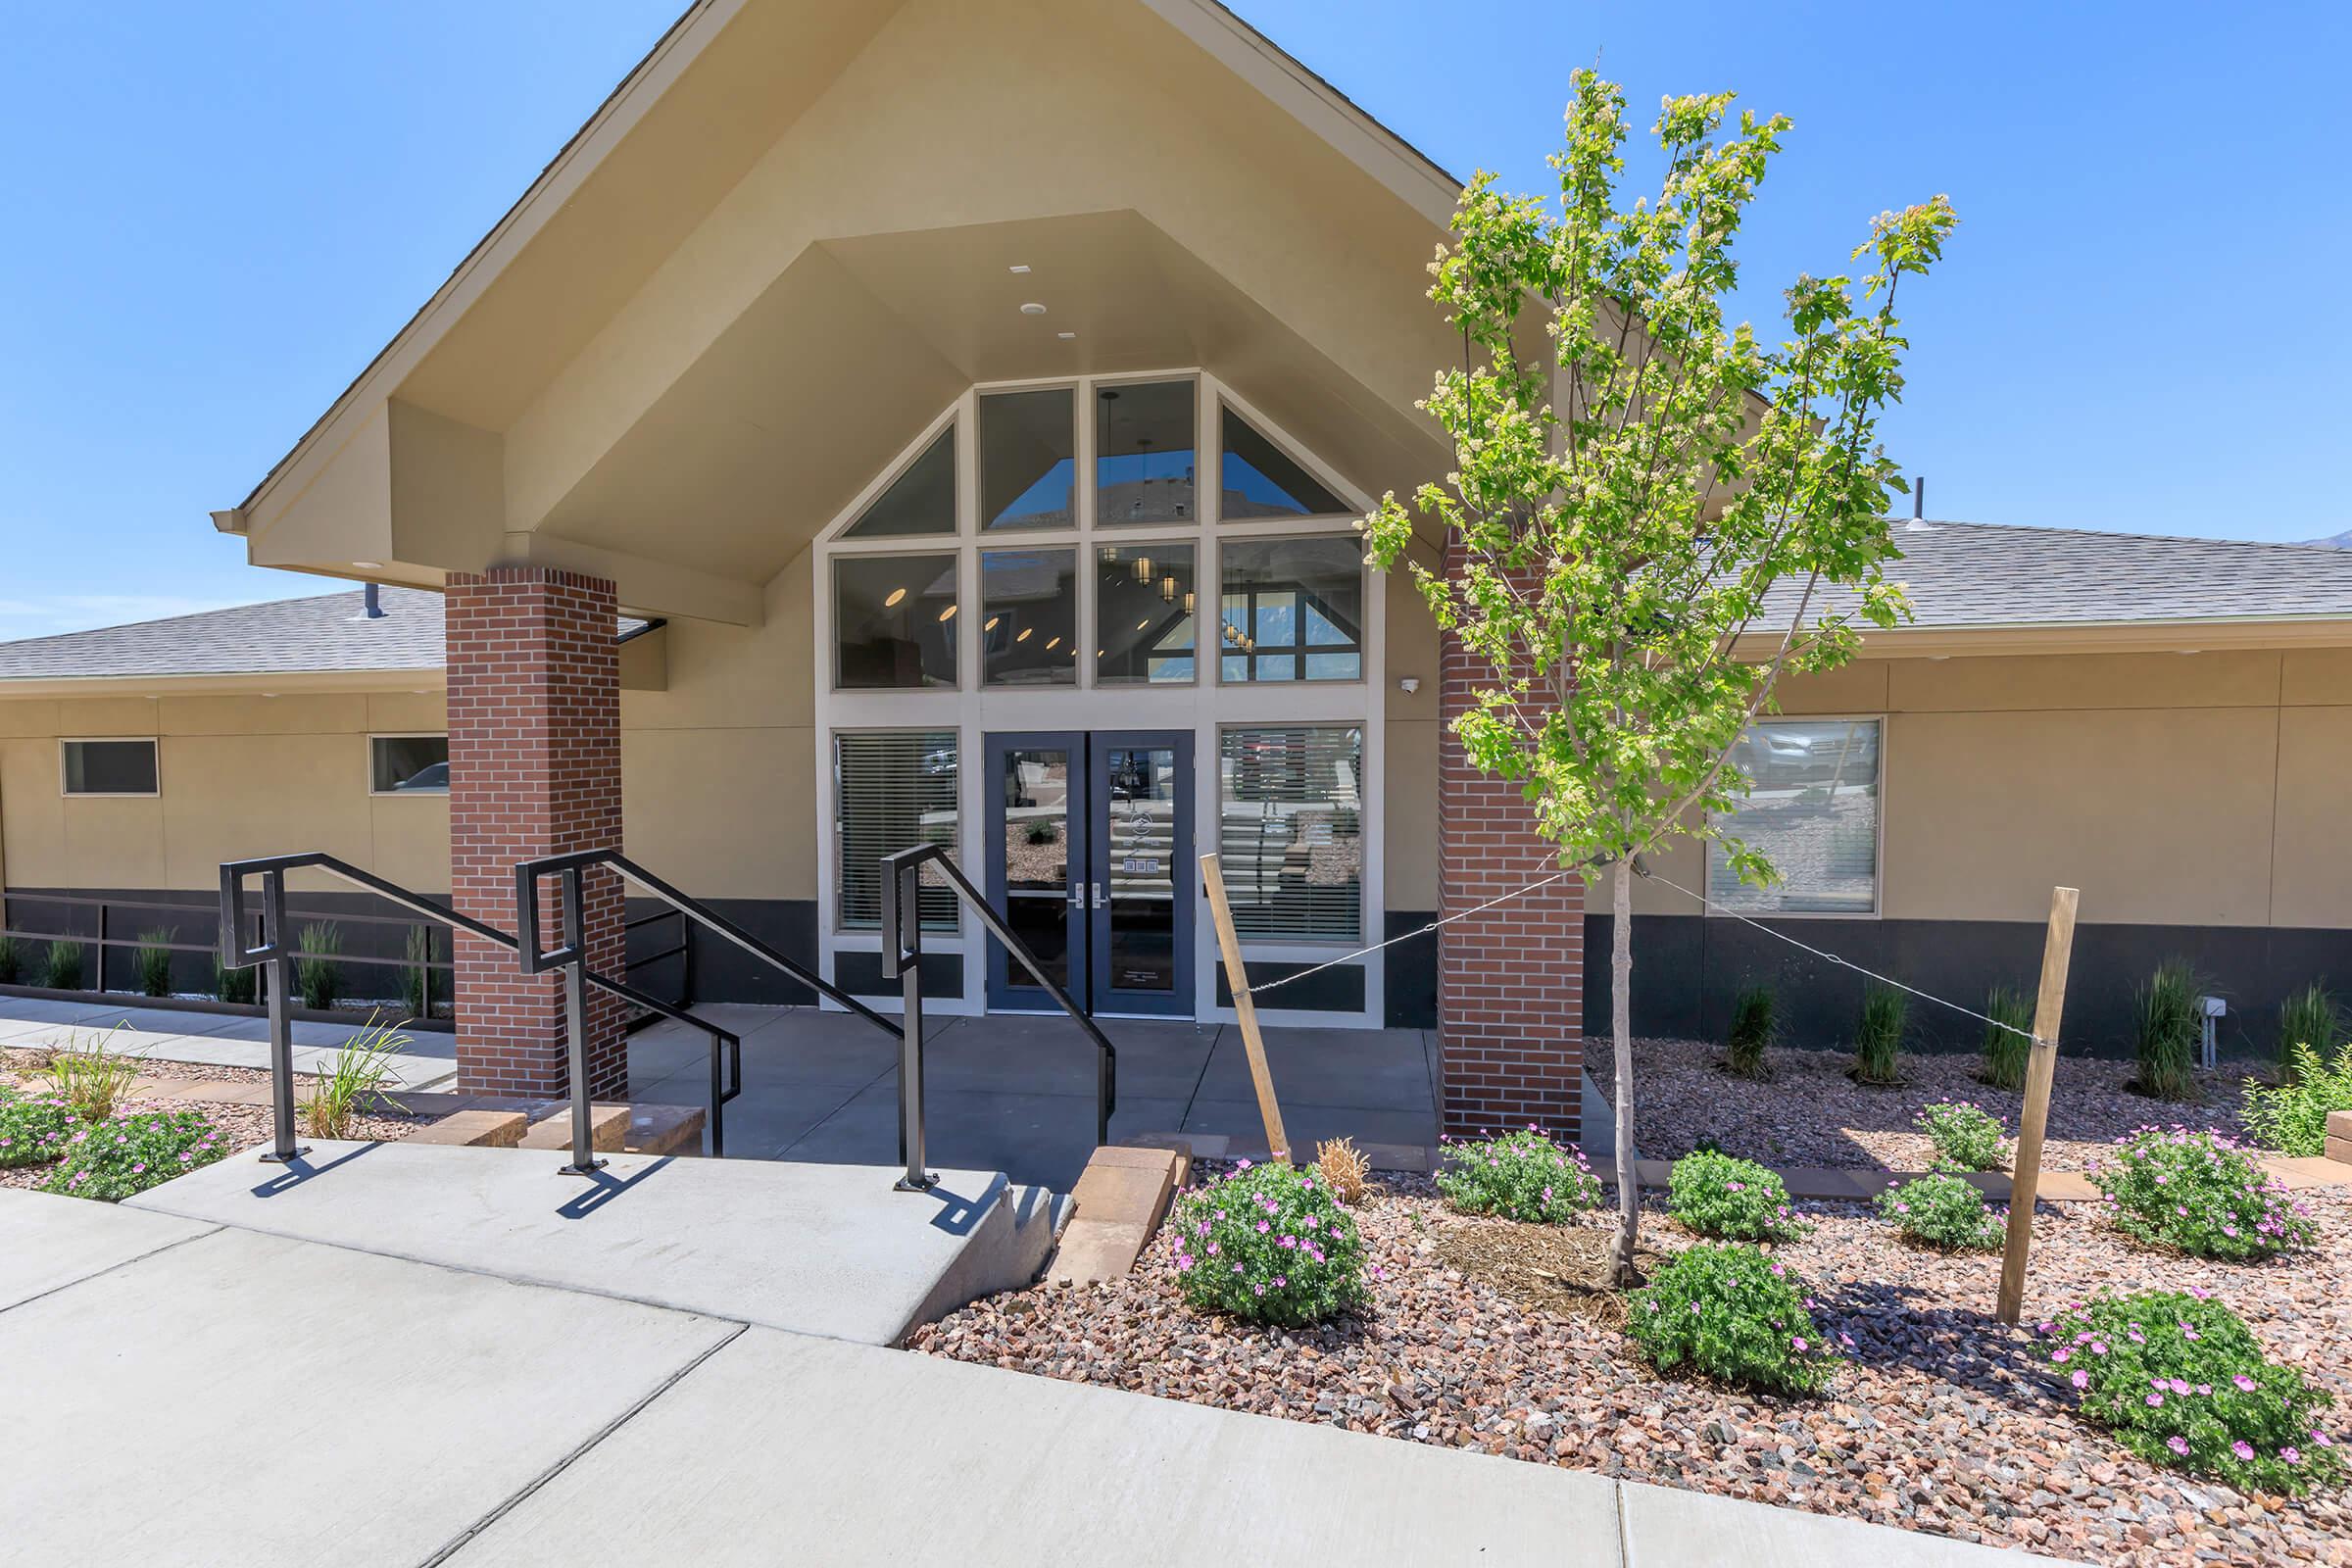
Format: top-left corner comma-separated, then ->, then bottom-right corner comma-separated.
985,731 -> 1195,1016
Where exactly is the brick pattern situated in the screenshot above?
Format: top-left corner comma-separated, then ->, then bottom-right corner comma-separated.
1436,546 -> 1586,1141
445,566 -> 627,1099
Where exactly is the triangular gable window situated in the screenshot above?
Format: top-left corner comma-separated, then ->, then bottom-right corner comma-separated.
1219,406 -> 1346,519
844,427 -> 956,537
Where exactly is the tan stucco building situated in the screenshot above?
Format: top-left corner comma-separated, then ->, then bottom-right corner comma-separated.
3,0 -> 2347,1129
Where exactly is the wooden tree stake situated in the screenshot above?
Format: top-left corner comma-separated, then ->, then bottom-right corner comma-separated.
1199,853 -> 1291,1160
1996,885 -> 2081,1325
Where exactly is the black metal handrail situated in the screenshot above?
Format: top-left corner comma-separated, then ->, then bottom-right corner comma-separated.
882,843 -> 1116,1193
219,853 -> 740,1171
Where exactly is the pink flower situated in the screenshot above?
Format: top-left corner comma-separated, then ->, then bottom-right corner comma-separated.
2051,1348 -> 2071,1364
2167,1436 -> 2190,1456
2071,1370 -> 2088,1390
1255,1220 -> 1270,1234
2145,1394 -> 2164,1408
2233,1374 -> 2257,1393
2281,1447 -> 2302,1466
2231,1441 -> 2255,1462
1790,1337 -> 1807,1351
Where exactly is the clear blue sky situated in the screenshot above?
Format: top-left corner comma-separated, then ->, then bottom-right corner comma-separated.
3,0 -> 2345,641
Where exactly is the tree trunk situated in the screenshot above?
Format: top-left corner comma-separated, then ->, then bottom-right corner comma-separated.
1607,856 -> 1643,1286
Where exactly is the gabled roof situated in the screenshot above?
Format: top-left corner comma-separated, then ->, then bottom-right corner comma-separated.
0,590 -> 646,683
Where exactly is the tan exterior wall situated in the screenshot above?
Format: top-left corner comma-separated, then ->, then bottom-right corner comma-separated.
1577,648 -> 2350,929
0,690 -> 449,897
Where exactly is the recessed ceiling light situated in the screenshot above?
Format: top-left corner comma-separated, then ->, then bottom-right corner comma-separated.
1008,264 -> 1032,274
1046,636 -> 1060,651
1016,627 -> 1033,642
938,604 -> 957,622
1057,331 -> 1077,340
353,561 -> 382,569
984,615 -> 1001,631
1019,302 -> 1047,316
884,587 -> 906,608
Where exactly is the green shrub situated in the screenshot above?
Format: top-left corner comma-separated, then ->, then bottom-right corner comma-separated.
44,940 -> 84,991
1167,1159 -> 1369,1327
2240,1042 -> 2352,1158
1876,1170 -> 2004,1250
0,1086 -> 78,1168
303,1013 -> 409,1140
295,922 -> 343,1010
1851,984 -> 1906,1086
1666,1150 -> 1806,1242
133,928 -> 175,998
2089,1127 -> 2316,1261
213,956 -> 258,1005
44,1025 -> 140,1123
2275,983 -> 2343,1081
2132,959 -> 2205,1101
1916,1101 -> 2008,1171
1978,984 -> 2034,1090
1023,819 -> 1059,845
1435,1128 -> 1602,1222
2044,1290 -> 2345,1496
1627,1243 -> 1838,1396
38,1108 -> 230,1202
399,927 -> 431,1020
1723,984 -> 1775,1081
0,932 -> 23,985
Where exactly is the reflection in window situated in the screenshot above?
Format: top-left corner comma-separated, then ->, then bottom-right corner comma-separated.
1218,535 -> 1363,681
1096,380 -> 1195,525
980,388 -> 1075,529
833,553 -> 958,689
981,549 -> 1077,686
1096,543 -> 1196,685
1220,405 -> 1346,518
1705,719 -> 1882,914
371,735 -> 450,793
843,428 -> 956,537
1217,726 -> 1363,942
836,731 -> 958,931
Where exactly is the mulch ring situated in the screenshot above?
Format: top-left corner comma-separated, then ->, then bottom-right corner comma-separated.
1434,1215 -> 1668,1330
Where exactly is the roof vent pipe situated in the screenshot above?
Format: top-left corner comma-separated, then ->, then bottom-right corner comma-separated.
363,582 -> 383,619
1914,476 -> 1925,519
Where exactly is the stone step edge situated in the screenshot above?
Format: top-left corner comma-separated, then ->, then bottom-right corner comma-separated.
103,1074 -> 706,1157
1041,1144 -> 1188,1286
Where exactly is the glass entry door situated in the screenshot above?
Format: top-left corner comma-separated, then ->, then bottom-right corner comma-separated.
985,731 -> 1195,1016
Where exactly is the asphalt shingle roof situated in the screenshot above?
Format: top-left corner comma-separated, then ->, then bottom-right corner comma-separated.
0,588 -> 647,681
1762,520 -> 2352,630
0,522 -> 2345,684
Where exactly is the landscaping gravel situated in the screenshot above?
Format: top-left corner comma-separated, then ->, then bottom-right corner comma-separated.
911,1167 -> 2352,1566
0,1075 -> 423,1194
1607,1037 -> 2252,1171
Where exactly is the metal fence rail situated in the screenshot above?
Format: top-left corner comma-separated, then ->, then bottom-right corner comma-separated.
218,853 -> 739,1170
881,843 -> 1116,1193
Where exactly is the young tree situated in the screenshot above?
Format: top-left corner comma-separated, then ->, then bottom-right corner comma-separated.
1363,72 -> 1956,1282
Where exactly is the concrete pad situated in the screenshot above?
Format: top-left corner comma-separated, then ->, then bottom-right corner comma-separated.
127,1141 -> 1059,1344
0,1226 -> 735,1568
1616,1468 -> 2045,1564
779,1076 -> 1187,1191
1196,1025 -> 1435,1111
444,1326 -> 1627,1567
1182,1096 -> 1438,1154
0,1189 -> 217,1309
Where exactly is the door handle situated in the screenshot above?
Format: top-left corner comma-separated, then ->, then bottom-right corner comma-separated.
1092,880 -> 1108,909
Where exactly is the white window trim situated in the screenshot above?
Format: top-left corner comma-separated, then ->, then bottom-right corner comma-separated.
59,736 -> 160,799
367,732 -> 451,798
1703,712 -> 1886,920
811,369 -> 1384,1027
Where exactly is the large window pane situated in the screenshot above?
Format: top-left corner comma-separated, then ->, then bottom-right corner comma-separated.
843,428 -> 956,538
1219,405 -> 1346,518
980,549 -> 1077,686
1218,535 -> 1363,682
1095,543 -> 1196,685
370,735 -> 449,793
836,731 -> 958,931
1706,719 -> 1881,914
1096,380 -> 1196,525
1217,726 -> 1363,942
980,388 -> 1075,529
834,553 -> 958,689
62,739 -> 157,795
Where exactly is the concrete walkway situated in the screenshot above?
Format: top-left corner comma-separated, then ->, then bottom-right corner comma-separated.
0,1181 -> 2051,1568
0,994 -> 456,1090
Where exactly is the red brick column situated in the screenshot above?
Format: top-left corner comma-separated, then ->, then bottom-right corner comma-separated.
1436,549 -> 1586,1142
445,566 -> 628,1099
